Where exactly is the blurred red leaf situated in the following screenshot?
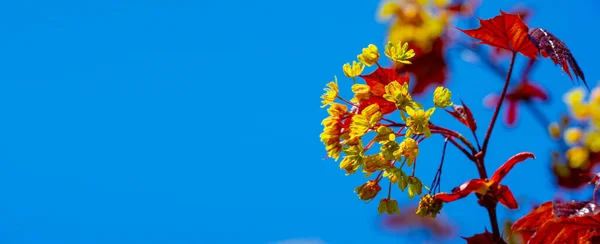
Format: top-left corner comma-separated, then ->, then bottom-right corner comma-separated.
485,81 -> 548,127
460,10 -> 538,59
383,206 -> 455,239
445,99 -> 477,132
395,38 -> 447,95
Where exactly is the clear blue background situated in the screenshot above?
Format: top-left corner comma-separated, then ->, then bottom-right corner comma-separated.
0,0 -> 598,243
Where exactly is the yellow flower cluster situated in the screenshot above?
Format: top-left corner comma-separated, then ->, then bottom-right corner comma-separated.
319,42 -> 453,216
550,84 -> 600,169
320,104 -> 348,160
378,0 -> 451,51
416,193 -> 443,218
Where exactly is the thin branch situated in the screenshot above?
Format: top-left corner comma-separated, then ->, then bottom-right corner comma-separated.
430,138 -> 449,193
481,52 -> 517,157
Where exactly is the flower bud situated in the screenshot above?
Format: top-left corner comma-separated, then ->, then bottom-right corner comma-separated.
548,122 -> 561,140
343,61 -> 365,78
396,138 -> 419,165
378,198 -> 400,215
407,176 -> 423,199
433,86 -> 452,108
357,44 -> 380,66
355,180 -> 382,201
416,194 -> 443,218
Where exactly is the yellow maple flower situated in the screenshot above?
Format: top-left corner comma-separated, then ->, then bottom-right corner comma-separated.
407,176 -> 423,199
320,76 -> 339,108
350,84 -> 371,103
357,44 -> 380,66
433,86 -> 452,108
343,61 -> 365,78
378,198 -> 400,215
378,0 -> 447,51
571,103 -> 590,121
564,127 -> 583,145
395,138 -> 419,166
364,153 -> 389,175
349,104 -> 382,139
339,144 -> 364,175
416,194 -> 443,218
566,147 -> 589,169
355,180 -> 382,200
563,87 -> 587,106
405,106 -> 435,137
383,80 -> 415,110
320,103 -> 348,160
548,122 -> 561,140
586,131 -> 600,153
385,41 -> 415,64
327,103 -> 347,118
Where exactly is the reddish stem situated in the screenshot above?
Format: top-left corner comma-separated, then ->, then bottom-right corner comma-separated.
481,52 -> 517,158
479,51 -> 517,241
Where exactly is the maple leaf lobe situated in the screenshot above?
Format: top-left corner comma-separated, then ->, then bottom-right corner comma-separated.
460,10 -> 538,59
528,27 -> 587,89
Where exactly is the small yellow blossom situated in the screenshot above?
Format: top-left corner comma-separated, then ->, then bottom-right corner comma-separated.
591,86 -> 600,105
383,81 -> 415,110
363,153 -> 389,175
378,0 -> 447,52
339,144 -> 364,175
416,194 -> 443,218
563,87 -> 587,106
586,132 -> 600,153
395,138 -> 419,166
320,76 -> 339,108
320,103 -> 347,160
571,103 -> 590,121
383,167 -> 406,184
357,44 -> 380,66
380,138 -> 399,160
350,84 -> 371,103
385,41 -> 415,64
378,198 -> 401,215
327,103 -> 347,117
355,180 -> 382,201
343,61 -> 365,78
407,176 -> 423,199
349,104 -> 382,140
564,127 -> 583,145
405,106 -> 435,137
566,147 -> 589,169
375,126 -> 395,142
433,86 -> 452,108
548,122 -> 561,140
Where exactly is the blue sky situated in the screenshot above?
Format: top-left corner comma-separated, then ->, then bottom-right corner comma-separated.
0,0 -> 598,243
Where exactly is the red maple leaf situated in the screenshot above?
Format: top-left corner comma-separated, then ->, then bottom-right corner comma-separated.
512,201 -> 600,243
435,152 -> 535,209
445,98 -> 477,132
460,10 -> 538,59
529,27 -> 588,89
360,67 -> 409,97
462,229 -> 502,244
489,6 -> 532,62
395,38 -> 448,95
358,96 -> 396,115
